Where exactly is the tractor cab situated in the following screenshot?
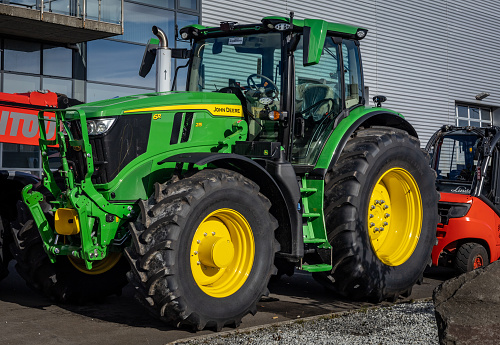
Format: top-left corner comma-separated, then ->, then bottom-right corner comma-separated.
181,17 -> 365,165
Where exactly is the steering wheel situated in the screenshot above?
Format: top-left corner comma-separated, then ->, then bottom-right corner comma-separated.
246,74 -> 280,100
299,98 -> 334,121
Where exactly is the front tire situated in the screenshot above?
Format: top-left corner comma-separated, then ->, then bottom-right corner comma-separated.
314,127 -> 438,301
455,242 -> 488,273
125,169 -> 278,330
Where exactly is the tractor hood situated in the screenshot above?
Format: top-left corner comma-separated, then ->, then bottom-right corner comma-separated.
64,91 -> 241,119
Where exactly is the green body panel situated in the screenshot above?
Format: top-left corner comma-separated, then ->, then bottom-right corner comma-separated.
303,19 -> 329,66
314,106 -> 401,170
24,92 -> 248,268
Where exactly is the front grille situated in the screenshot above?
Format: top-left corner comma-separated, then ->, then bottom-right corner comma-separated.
64,114 -> 151,185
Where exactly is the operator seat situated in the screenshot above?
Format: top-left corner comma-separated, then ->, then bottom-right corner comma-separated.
300,84 -> 335,121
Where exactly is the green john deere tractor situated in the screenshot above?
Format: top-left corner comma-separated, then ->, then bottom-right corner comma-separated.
12,15 -> 438,330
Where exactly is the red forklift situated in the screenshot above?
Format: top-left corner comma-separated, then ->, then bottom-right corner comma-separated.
427,125 -> 500,273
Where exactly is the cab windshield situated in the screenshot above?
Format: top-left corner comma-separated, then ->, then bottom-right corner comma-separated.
434,133 -> 482,193
188,32 -> 283,142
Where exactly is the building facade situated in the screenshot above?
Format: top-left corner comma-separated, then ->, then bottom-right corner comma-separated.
1,0 -> 500,174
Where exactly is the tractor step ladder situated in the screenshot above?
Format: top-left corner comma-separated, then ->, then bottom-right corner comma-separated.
300,180 -> 332,272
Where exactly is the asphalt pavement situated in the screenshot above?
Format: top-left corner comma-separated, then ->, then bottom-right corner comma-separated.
0,263 -> 455,345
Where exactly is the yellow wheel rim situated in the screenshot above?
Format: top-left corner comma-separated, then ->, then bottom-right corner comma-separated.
367,167 -> 422,266
190,208 -> 255,298
68,252 -> 122,275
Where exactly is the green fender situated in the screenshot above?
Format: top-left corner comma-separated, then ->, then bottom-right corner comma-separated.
311,106 -> 418,177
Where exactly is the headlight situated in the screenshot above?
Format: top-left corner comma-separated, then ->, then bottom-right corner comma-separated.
87,118 -> 116,135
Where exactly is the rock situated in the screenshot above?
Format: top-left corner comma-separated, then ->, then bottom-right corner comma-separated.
433,260 -> 500,345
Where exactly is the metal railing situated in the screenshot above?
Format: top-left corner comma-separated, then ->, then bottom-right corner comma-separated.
2,0 -> 123,25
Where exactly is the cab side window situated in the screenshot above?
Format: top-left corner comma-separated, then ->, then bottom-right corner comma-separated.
342,40 -> 363,108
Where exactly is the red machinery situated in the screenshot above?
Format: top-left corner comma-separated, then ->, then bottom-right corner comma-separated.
0,90 -> 79,280
427,125 -> 500,273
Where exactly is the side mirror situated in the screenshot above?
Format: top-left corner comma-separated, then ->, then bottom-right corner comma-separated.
139,38 -> 159,78
373,95 -> 387,107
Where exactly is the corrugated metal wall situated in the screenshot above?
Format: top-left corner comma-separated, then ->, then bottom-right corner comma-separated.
202,0 -> 500,145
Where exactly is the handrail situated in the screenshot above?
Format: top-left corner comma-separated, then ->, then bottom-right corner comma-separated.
3,0 -> 123,26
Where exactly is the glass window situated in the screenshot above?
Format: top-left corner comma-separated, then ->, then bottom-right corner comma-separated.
435,134 -> 480,185
114,2 -> 175,44
45,0 -> 72,16
174,12 -> 199,90
456,104 -> 491,127
481,108 -> 491,121
86,82 -> 152,102
293,36 -> 342,164
43,45 -> 72,77
342,40 -> 363,108
470,107 -> 480,119
134,0 -> 174,9
2,143 -> 40,169
189,33 -> 282,143
86,0 -> 122,24
457,105 -> 468,118
3,73 -> 40,93
42,77 -> 73,96
87,40 -> 155,87
179,0 -> 197,10
4,40 -> 41,74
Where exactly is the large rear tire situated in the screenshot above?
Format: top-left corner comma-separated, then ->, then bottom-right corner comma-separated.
313,127 -> 438,301
10,185 -> 129,303
125,169 -> 278,331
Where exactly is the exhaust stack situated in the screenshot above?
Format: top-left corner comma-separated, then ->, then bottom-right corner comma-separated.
152,26 -> 171,92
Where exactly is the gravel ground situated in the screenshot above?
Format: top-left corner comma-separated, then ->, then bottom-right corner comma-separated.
172,301 -> 439,345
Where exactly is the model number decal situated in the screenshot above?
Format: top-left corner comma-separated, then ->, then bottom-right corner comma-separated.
153,113 -> 162,120
195,122 -> 202,127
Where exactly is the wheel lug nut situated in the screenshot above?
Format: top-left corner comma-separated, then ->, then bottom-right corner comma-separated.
383,205 -> 389,210
204,232 -> 207,236
197,261 -> 201,265
374,200 -> 379,204
369,214 -> 374,218
385,213 -> 390,218
212,232 -> 216,235
374,227 -> 379,232
370,222 -> 375,227
370,206 -> 375,210
380,200 -> 385,204
197,240 -> 201,244
383,222 -> 388,226
380,227 -> 384,231
194,251 -> 198,255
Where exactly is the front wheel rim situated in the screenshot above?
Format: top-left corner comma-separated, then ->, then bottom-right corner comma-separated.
190,208 -> 255,298
68,252 -> 122,275
367,167 -> 423,266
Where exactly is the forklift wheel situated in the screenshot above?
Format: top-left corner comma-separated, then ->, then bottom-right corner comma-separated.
455,242 -> 489,273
